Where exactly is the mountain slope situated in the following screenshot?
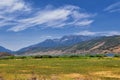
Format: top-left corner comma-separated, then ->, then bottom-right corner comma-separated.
64,35 -> 120,54
0,46 -> 12,52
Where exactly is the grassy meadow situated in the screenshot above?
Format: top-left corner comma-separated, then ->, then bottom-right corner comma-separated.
0,57 -> 120,80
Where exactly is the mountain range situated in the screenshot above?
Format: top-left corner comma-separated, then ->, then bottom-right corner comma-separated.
16,35 -> 96,55
16,35 -> 120,55
0,35 -> 120,56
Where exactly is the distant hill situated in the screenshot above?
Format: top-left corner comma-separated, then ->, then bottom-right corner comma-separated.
0,46 -> 12,53
0,46 -> 12,57
0,52 -> 13,57
17,35 -> 96,55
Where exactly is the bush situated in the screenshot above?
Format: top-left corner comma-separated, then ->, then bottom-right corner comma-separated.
33,55 -> 42,59
33,55 -> 53,58
114,54 -> 120,57
95,54 -> 106,57
42,55 -> 52,58
15,56 -> 27,59
84,54 -> 106,58
69,55 -> 80,58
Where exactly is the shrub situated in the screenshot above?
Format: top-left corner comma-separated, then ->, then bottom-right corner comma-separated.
69,55 -> 80,58
114,54 -> 120,57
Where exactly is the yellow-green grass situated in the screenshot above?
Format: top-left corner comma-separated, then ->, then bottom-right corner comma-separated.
0,58 -> 120,80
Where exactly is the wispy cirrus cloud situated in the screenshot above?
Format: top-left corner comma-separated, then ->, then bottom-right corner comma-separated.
0,0 -> 95,32
104,2 -> 120,13
0,0 -> 31,13
8,5 -> 95,32
0,0 -> 31,28
76,30 -> 120,36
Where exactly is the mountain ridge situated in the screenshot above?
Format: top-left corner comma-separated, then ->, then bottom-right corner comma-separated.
0,46 -> 12,53
1,35 -> 120,55
16,35 -> 120,55
16,35 -> 99,55
62,35 -> 120,54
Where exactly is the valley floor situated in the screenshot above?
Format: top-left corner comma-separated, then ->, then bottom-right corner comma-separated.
0,58 -> 120,80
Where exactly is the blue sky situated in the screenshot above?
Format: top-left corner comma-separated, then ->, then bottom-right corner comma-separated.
0,0 -> 120,51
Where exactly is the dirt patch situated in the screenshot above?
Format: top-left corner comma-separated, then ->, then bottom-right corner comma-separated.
90,42 -> 105,51
63,73 -> 84,78
19,70 -> 30,73
39,66 -> 59,69
50,73 -> 86,80
0,73 -> 102,80
58,73 -> 101,80
113,46 -> 120,53
0,64 -> 8,66
92,71 -> 120,78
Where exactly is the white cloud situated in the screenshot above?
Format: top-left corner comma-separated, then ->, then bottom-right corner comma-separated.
104,2 -> 120,13
0,0 -> 31,30
0,0 -> 31,13
75,31 -> 96,36
75,20 -> 94,26
0,0 -> 94,32
105,31 -> 120,36
8,5 -> 94,32
0,0 -> 93,32
76,31 -> 120,36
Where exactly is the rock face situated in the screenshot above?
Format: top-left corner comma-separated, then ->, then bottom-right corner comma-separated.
17,35 -> 120,55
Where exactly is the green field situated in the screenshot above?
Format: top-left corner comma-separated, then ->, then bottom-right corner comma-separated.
0,57 -> 120,80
